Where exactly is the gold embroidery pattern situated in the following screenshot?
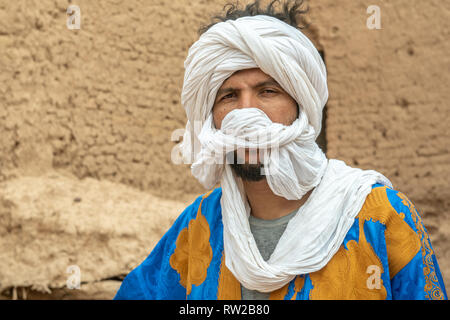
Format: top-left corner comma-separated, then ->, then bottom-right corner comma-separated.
268,275 -> 305,300
396,192 -> 445,300
291,276 -> 305,300
347,186 -> 420,279
169,191 -> 214,296
308,186 -> 412,300
308,212 -> 387,299
269,282 -> 290,300
370,187 -> 421,279
217,252 -> 241,300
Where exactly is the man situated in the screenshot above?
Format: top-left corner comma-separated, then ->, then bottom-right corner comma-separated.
114,0 -> 447,300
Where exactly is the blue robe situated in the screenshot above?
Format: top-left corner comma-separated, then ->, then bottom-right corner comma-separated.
114,183 -> 447,300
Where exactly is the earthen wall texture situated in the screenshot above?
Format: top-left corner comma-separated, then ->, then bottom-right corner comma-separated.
1,0 -> 449,294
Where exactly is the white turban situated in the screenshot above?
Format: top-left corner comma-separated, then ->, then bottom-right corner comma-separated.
179,15 -> 392,292
181,15 -> 327,161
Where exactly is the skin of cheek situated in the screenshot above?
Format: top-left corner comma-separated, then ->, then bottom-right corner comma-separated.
264,103 -> 298,126
212,107 -> 227,129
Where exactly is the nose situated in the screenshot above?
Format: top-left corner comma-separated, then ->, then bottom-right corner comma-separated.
236,91 -> 259,109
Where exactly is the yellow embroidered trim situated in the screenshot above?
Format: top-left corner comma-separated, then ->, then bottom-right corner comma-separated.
169,191 -> 214,296
396,192 -> 445,300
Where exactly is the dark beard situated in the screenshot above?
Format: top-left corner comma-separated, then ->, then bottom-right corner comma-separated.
226,149 -> 266,181
230,162 -> 266,181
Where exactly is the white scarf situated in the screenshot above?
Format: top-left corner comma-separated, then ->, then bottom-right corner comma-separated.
180,15 -> 392,292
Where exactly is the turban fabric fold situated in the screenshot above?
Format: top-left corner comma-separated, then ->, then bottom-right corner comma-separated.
179,15 -> 392,292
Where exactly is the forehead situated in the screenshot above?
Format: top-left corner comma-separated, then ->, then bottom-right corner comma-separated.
219,68 -> 276,88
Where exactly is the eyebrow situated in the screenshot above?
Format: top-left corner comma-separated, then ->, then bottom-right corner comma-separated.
216,79 -> 282,99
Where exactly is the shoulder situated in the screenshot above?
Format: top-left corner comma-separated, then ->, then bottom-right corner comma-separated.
171,187 -> 223,230
197,187 -> 223,221
358,183 -> 421,232
115,187 -> 223,299
358,183 -> 424,277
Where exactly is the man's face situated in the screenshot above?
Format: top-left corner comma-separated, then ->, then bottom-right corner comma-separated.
212,68 -> 298,180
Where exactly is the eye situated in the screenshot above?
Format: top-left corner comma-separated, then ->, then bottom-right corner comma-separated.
261,88 -> 277,95
220,93 -> 235,101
